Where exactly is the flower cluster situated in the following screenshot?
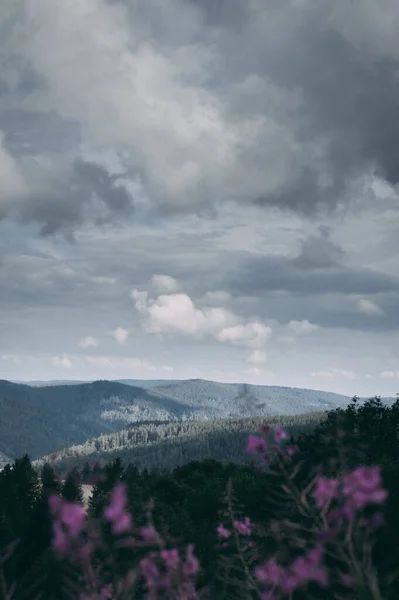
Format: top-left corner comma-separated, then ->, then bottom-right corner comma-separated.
47,417 -> 391,600
243,425 -> 389,599
49,481 -> 200,599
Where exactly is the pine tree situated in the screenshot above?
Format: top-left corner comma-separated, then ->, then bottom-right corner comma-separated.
41,463 -> 62,498
62,467 -> 84,504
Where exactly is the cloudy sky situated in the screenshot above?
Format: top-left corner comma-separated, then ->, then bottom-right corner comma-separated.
1,0 -> 399,397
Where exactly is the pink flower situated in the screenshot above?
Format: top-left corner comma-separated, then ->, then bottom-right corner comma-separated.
140,557 -> 160,587
161,548 -> 180,570
140,525 -> 157,540
233,517 -> 253,536
52,521 -> 70,555
217,524 -> 231,539
104,483 -> 127,520
48,494 -> 63,516
183,544 -> 200,576
285,445 -> 299,456
342,466 -> 388,510
273,426 -> 288,444
61,502 -> 86,538
112,511 -> 132,535
312,476 -> 339,510
246,435 -> 267,455
255,558 -> 286,586
103,482 -> 133,535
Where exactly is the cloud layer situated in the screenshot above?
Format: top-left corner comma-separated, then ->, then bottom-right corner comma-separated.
2,0 -> 399,235
1,0 -> 399,396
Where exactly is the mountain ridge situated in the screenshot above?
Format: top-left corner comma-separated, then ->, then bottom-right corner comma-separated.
1,378 -> 395,468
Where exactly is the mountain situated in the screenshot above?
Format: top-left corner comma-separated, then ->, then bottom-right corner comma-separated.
0,379 -> 191,461
144,379 -> 396,417
11,379 -> 181,388
11,379 -> 89,387
1,378 -> 395,468
115,379 -> 183,388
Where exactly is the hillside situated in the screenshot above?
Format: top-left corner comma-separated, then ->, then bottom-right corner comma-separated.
1,377 -> 395,466
0,379 -> 191,460
32,410 -> 329,477
147,379 -> 357,417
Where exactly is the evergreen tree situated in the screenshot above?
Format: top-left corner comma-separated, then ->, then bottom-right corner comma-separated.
41,462 -> 62,498
62,467 -> 84,504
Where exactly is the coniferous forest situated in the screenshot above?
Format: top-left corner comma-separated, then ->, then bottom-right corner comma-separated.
0,395 -> 399,599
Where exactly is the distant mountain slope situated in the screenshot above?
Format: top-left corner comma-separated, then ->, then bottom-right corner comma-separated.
147,379 -> 362,417
12,379 -> 181,388
33,410 -> 329,476
11,379 -> 89,387
2,378 -> 395,467
0,379 -> 192,460
115,379 -> 182,389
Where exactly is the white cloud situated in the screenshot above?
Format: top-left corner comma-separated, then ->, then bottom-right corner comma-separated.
311,371 -> 333,379
131,286 -> 272,349
247,349 -> 268,364
52,354 -> 73,369
0,354 -> 20,364
151,274 -> 179,293
289,320 -> 319,334
112,327 -> 128,344
216,323 -> 272,348
161,365 -> 174,372
132,289 -> 236,335
380,371 -> 399,379
357,298 -> 385,316
79,335 -> 100,349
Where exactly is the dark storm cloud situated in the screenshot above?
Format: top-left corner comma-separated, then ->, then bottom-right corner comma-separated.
220,225 -> 399,298
2,0 -> 399,231
191,0 -> 399,216
291,225 -> 345,270
222,254 -> 399,297
17,157 -> 135,238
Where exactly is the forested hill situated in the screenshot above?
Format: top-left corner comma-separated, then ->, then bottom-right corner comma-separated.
0,379 -> 190,460
32,410 -> 329,477
1,378 -> 395,465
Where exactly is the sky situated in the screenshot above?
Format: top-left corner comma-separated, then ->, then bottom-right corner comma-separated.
1,0 -> 399,397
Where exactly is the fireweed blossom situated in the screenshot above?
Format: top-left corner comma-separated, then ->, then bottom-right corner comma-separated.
103,482 -> 133,535
233,517 -> 254,536
217,524 -> 231,539
47,422 -> 390,599
49,494 -> 86,556
245,424 -> 389,598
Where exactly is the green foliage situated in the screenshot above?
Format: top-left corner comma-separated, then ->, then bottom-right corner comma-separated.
0,393 -> 399,598
61,467 -> 84,504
